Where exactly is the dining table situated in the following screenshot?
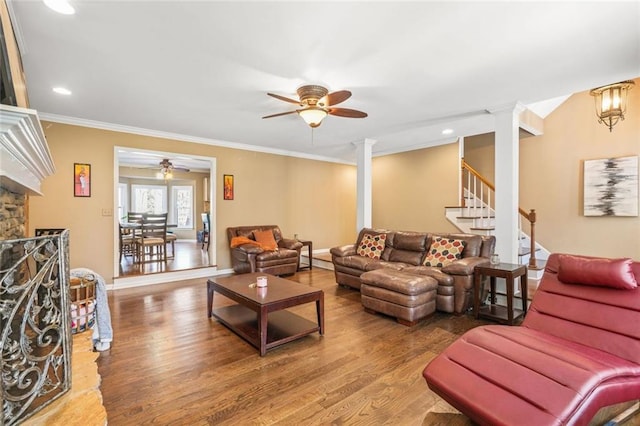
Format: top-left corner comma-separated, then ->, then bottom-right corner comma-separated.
120,222 -> 178,230
119,222 -> 178,263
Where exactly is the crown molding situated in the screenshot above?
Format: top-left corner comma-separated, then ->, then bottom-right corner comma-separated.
38,113 -> 355,166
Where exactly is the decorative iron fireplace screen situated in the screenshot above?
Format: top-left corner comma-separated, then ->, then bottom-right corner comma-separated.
0,230 -> 71,425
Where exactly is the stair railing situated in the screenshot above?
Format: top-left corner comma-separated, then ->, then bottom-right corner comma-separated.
461,158 -> 538,269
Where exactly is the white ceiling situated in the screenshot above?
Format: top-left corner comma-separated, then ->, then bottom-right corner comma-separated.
116,149 -> 213,174
7,1 -> 640,165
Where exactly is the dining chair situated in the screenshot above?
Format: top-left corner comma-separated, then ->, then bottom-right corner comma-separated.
165,231 -> 177,258
201,212 -> 210,251
127,212 -> 145,237
127,212 -> 144,222
118,223 -> 137,263
136,213 -> 168,262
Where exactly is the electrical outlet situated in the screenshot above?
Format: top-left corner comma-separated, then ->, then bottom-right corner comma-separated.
101,208 -> 113,217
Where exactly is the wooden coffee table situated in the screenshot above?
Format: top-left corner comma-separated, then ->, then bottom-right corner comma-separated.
207,273 -> 324,356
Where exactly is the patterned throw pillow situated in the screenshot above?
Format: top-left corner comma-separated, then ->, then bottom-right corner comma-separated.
357,233 -> 387,259
423,237 -> 466,267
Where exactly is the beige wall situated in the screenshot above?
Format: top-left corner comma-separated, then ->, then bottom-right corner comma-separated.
521,79 -> 640,259
29,122 -> 357,281
372,142 -> 460,233
464,132 -> 495,184
463,78 -> 640,259
283,157 -> 358,246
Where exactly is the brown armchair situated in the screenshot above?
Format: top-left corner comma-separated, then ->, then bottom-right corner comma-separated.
227,225 -> 302,276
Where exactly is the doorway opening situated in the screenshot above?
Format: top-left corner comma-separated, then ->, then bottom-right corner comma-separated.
112,147 -> 217,286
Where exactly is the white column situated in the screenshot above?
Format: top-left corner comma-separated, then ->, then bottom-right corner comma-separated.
353,138 -> 376,232
458,136 -> 465,204
491,103 -> 525,264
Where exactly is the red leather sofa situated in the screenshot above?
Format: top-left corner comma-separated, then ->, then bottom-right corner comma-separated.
423,253 -> 640,425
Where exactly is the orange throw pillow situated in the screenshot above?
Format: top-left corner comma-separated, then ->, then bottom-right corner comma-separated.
253,230 -> 278,251
230,236 -> 261,248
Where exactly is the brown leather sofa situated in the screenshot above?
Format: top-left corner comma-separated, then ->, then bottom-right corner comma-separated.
227,225 -> 302,276
330,228 -> 495,314
424,253 -> 640,425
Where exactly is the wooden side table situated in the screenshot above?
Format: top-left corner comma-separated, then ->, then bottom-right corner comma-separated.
474,262 -> 528,325
297,239 -> 313,271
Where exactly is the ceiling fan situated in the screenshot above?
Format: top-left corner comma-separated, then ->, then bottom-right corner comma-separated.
157,159 -> 189,179
263,84 -> 368,128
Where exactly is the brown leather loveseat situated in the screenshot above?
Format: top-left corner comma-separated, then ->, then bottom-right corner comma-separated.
227,225 -> 302,276
330,228 -> 495,314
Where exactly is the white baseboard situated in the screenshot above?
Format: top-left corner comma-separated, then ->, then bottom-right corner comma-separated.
109,267 -> 233,290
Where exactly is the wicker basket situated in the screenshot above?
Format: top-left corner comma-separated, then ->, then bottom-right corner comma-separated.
69,274 -> 97,334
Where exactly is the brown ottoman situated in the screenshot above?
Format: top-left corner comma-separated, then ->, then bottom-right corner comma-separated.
360,269 -> 438,326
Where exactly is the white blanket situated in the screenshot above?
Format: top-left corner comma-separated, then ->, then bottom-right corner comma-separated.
70,268 -> 113,351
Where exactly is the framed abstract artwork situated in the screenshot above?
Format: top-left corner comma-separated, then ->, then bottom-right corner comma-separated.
223,174 -> 234,200
73,163 -> 91,197
583,155 -> 638,216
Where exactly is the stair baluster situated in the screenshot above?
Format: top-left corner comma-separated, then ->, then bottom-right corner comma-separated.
461,158 -> 538,269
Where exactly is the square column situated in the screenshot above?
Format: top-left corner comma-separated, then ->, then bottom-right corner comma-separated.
353,139 -> 376,231
491,104 -> 525,263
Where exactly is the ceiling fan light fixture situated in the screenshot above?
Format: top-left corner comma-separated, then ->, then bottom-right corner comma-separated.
264,84 -> 366,127
299,107 -> 328,128
157,165 -> 174,180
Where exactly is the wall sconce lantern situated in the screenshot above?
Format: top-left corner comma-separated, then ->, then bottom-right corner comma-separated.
589,80 -> 635,132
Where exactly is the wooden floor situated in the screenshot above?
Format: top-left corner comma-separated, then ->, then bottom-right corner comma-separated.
118,240 -> 211,277
97,268 -> 640,425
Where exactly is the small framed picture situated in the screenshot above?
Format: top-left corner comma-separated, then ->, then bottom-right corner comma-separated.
223,174 -> 234,200
74,163 -> 91,197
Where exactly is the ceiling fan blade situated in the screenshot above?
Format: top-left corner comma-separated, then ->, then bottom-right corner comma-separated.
328,108 -> 368,118
325,90 -> 351,106
262,110 -> 298,119
267,93 -> 301,105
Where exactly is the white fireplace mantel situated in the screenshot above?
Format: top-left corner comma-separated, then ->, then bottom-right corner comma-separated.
0,104 -> 54,195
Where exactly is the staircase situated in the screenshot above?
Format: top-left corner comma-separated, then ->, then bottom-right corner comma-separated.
446,159 -> 549,280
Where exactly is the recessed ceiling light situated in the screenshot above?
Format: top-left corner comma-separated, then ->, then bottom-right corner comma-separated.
43,0 -> 75,15
442,128 -> 454,135
52,87 -> 72,95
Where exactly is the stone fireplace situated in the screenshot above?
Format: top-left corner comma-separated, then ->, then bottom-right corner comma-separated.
0,186 -> 25,239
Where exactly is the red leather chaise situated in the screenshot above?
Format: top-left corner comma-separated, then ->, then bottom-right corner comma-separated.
423,253 -> 640,426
